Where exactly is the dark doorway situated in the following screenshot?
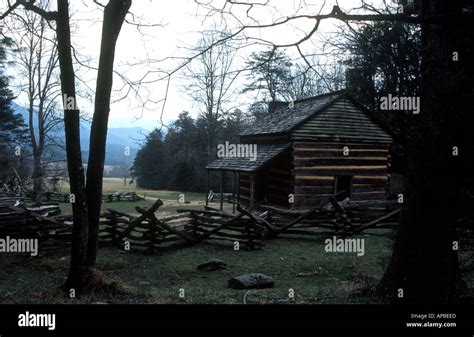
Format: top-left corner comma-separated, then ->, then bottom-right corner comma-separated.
335,175 -> 352,201
254,170 -> 266,202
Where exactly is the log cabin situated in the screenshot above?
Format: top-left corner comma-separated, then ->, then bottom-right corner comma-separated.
206,91 -> 393,210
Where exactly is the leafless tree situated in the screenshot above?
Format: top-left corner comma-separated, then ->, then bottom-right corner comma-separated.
188,0 -> 474,304
1,0 -> 132,294
6,1 -> 62,195
287,60 -> 345,100
182,31 -> 240,159
2,0 -> 473,304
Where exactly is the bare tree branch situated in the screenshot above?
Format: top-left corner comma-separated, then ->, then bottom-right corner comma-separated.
0,0 -> 58,20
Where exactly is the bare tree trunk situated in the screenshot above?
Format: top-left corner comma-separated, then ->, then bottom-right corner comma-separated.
28,100 -> 43,196
85,0 -> 131,267
56,0 -> 90,292
32,103 -> 45,196
1,0 -> 131,296
378,0 -> 474,303
32,152 -> 43,194
11,10 -> 60,197
33,97 -> 46,195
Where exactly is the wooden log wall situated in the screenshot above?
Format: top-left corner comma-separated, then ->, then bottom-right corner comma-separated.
239,173 -> 252,204
266,150 -> 292,206
238,135 -> 292,206
238,150 -> 292,207
292,141 -> 390,207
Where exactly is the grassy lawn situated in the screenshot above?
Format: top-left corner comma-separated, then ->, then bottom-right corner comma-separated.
58,177 -> 205,202
0,229 -> 396,304
11,178 -> 471,304
56,177 -> 210,216
57,199 -> 209,217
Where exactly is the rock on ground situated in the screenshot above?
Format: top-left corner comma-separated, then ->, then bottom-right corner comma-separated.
197,259 -> 227,271
228,273 -> 274,289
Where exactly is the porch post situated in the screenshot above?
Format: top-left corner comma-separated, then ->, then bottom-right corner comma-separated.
219,170 -> 224,211
249,173 -> 255,207
236,172 -> 240,206
206,169 -> 210,206
232,171 -> 237,214
264,170 -> 269,202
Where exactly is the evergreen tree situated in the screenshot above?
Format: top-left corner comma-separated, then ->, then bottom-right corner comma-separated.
243,49 -> 293,121
132,109 -> 248,193
342,21 -> 421,172
243,49 -> 293,103
0,35 -> 27,184
131,129 -> 166,189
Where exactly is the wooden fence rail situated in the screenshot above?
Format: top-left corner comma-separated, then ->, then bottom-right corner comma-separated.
0,192 -> 401,253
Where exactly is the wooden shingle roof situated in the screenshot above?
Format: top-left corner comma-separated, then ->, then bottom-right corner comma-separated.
239,91 -> 344,136
239,91 -> 392,144
206,143 -> 291,172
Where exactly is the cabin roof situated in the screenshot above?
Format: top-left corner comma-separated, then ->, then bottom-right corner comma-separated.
239,91 -> 392,144
206,143 -> 291,172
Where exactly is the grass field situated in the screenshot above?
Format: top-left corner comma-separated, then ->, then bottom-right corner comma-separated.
3,178 -> 471,304
0,229 -> 396,304
56,177 -> 217,216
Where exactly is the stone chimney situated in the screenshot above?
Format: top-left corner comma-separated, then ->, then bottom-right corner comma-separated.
268,101 -> 288,114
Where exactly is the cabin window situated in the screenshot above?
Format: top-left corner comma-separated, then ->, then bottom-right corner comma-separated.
334,175 -> 352,201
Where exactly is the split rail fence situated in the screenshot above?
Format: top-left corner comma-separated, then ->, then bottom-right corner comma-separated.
0,192 -> 400,253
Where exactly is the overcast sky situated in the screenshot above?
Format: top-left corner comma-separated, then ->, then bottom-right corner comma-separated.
8,0 -> 388,130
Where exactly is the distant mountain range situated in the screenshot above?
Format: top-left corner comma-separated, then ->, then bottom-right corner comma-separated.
11,102 -> 150,166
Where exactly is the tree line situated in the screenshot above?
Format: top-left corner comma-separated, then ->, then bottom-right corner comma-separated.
132,21 -> 421,192
131,109 -> 243,192
1,0 -> 472,304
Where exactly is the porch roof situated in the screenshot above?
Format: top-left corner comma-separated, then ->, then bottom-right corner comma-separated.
206,143 -> 291,172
